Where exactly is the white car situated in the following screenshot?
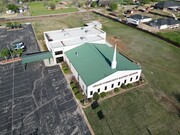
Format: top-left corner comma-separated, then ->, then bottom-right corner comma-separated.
12,42 -> 26,51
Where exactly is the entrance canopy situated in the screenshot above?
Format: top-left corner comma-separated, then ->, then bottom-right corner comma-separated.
21,51 -> 52,65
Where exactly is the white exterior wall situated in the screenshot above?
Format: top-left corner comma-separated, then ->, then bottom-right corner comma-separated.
159,25 -> 168,29
65,52 -> 142,98
86,70 -> 141,98
127,18 -> 140,25
44,33 -> 51,51
141,18 -> 152,22
64,54 -> 87,95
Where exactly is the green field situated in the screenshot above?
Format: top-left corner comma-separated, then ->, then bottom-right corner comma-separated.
157,30 -> 180,45
26,13 -> 180,135
28,2 -> 78,16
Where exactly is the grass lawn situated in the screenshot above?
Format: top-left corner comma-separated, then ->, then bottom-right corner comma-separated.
157,30 -> 180,45
84,14 -> 180,134
28,2 -> 78,16
15,13 -> 180,134
31,14 -> 85,40
84,87 -> 180,135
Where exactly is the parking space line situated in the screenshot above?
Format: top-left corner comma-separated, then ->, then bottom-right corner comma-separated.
13,78 -> 30,84
0,93 -> 12,99
13,71 -> 28,76
14,88 -> 31,94
0,100 -> 12,106
0,87 -> 13,94
11,63 -> 15,135
0,130 -> 11,135
14,99 -> 31,106
61,105 -> 77,113
13,105 -> 34,114
0,83 -> 13,89
0,113 -> 12,120
14,73 -> 29,79
13,95 -> 32,101
14,83 -> 30,89
0,114 -> 26,127
0,74 -> 13,81
14,121 -> 35,133
0,118 -> 12,126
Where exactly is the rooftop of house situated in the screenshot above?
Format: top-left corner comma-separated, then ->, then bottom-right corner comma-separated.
65,43 -> 141,86
44,26 -> 105,42
128,14 -> 151,20
149,18 -> 180,26
154,1 -> 180,8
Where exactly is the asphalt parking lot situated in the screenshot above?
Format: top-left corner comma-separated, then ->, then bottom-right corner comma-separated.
0,24 -> 39,60
0,25 -> 90,135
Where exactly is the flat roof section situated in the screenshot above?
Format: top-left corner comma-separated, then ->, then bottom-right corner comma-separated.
65,43 -> 141,86
62,35 -> 104,46
49,35 -> 104,49
44,27 -> 105,41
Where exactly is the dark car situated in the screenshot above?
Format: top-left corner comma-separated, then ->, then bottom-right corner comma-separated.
12,42 -> 26,51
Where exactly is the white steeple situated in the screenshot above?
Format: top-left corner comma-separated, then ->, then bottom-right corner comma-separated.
111,44 -> 117,69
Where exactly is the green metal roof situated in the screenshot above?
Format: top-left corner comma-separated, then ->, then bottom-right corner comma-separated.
21,51 -> 52,64
65,43 -> 141,86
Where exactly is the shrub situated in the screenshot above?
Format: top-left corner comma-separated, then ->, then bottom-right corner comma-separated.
109,2 -> 118,11
75,92 -> 83,101
91,1 -> 97,7
100,92 -> 106,98
49,2 -> 56,10
121,83 -> 126,89
93,92 -> 100,101
6,22 -> 13,28
64,69 -> 69,74
114,88 -> 120,93
126,83 -> 133,88
6,4 -> 18,12
70,83 -> 76,88
73,87 -> 79,94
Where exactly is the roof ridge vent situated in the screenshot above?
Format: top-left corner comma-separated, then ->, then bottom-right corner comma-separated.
75,52 -> 78,56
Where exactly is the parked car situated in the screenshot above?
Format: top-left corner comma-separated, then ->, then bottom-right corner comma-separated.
11,42 -> 26,51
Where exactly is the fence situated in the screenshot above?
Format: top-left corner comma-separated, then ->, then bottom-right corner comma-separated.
93,10 -> 180,47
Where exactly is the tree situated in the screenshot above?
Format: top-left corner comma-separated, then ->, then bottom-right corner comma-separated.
109,2 -> 118,11
49,2 -> 55,10
0,0 -> 8,13
11,50 -> 16,59
6,4 -> 18,12
0,48 -> 9,60
16,49 -> 22,57
93,92 -> 100,101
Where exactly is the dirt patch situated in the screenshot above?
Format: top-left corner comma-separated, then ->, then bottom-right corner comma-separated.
107,36 -> 128,52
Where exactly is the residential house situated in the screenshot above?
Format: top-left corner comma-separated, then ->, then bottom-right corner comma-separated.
126,14 -> 152,25
149,18 -> 180,29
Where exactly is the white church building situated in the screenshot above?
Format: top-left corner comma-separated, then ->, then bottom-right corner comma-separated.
64,43 -> 141,98
44,22 -> 142,98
